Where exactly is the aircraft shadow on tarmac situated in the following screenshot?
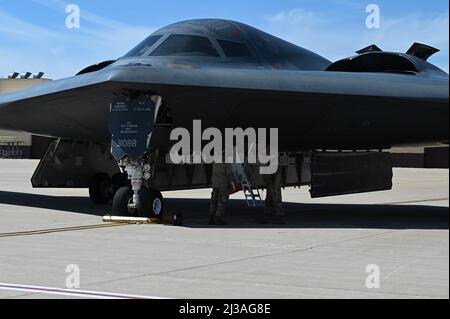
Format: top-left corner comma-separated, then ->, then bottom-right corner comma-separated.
0,191 -> 448,230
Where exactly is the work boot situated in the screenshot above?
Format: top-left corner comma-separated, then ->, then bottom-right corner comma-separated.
214,215 -> 228,226
271,201 -> 285,224
209,190 -> 219,225
257,205 -> 275,224
257,210 -> 273,224
271,213 -> 286,225
257,215 -> 271,224
208,213 -> 216,225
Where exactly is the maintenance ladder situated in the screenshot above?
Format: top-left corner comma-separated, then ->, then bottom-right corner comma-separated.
231,163 -> 264,208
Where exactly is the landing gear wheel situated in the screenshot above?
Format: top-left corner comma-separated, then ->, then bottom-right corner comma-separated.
112,186 -> 134,216
89,173 -> 112,204
137,187 -> 164,218
111,173 -> 128,193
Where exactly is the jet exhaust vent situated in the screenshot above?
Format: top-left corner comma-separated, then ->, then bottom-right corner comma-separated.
406,43 -> 440,61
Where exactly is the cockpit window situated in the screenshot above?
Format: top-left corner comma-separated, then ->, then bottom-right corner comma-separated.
245,26 -> 320,69
245,28 -> 292,63
218,40 -> 253,58
150,35 -> 220,57
124,35 -> 162,57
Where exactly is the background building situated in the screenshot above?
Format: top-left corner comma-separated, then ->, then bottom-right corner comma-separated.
0,72 -> 52,159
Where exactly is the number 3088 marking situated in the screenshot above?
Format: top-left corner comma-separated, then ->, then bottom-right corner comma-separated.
118,139 -> 137,147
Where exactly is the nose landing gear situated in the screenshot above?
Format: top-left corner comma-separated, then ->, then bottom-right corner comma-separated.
109,94 -> 165,218
111,158 -> 164,218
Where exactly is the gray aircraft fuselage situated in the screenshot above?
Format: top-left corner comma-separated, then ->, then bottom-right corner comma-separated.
0,19 -> 448,151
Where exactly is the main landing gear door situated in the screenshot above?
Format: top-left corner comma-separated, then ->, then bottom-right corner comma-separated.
110,95 -> 156,161
310,152 -> 393,198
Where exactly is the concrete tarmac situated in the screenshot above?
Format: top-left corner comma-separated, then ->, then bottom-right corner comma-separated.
0,160 -> 448,299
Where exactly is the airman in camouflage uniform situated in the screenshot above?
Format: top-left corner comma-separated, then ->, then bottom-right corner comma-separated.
209,163 -> 236,225
259,166 -> 285,224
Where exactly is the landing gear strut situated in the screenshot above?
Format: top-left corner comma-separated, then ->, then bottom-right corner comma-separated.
111,158 -> 164,218
89,172 -> 128,205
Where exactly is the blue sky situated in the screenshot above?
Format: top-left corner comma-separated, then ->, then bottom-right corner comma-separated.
1,0 -> 448,79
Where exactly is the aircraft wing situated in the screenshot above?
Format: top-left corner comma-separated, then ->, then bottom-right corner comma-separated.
0,70 -> 120,141
1,62 -> 448,145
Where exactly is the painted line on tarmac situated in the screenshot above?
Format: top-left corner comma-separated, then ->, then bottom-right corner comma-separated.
0,283 -> 167,299
0,223 -> 126,238
383,197 -> 449,205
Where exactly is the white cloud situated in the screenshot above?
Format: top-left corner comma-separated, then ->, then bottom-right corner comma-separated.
267,8 -> 320,26
265,8 -> 449,72
0,9 -> 58,39
0,2 -> 156,79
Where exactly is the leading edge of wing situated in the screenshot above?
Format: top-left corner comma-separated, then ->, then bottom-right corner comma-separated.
0,64 -> 448,110
0,69 -> 115,109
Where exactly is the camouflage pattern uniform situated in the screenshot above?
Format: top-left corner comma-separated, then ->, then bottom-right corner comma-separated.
209,163 -> 235,225
260,167 -> 285,224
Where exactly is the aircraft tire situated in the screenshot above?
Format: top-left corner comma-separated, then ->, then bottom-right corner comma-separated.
112,186 -> 133,216
137,187 -> 164,218
89,173 -> 112,204
111,173 -> 128,193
